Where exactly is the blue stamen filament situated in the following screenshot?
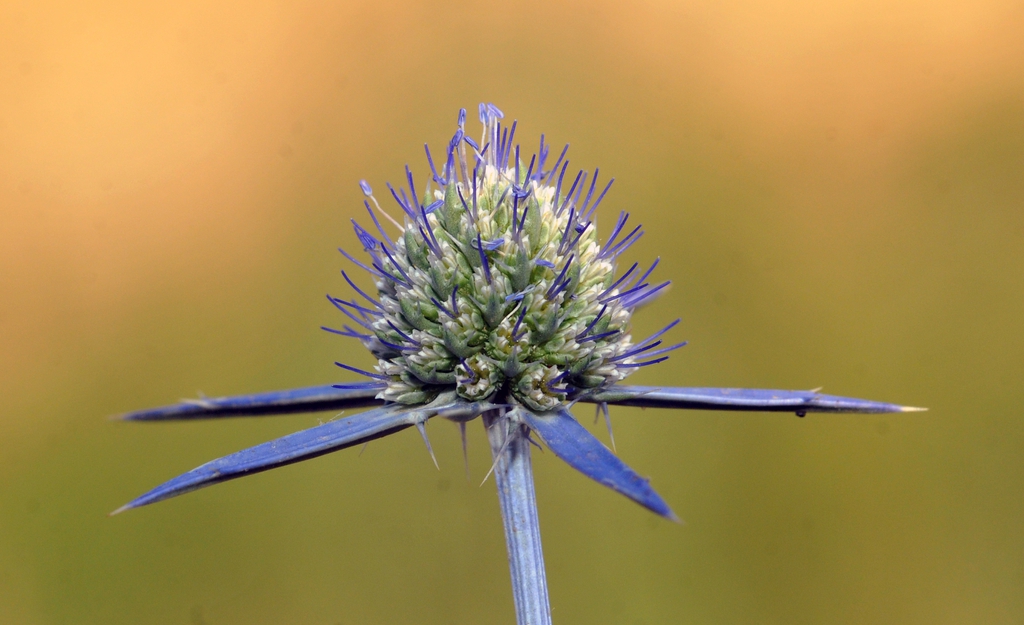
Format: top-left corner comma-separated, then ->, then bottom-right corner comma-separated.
476,233 -> 492,283
546,255 -> 574,298
334,362 -> 390,380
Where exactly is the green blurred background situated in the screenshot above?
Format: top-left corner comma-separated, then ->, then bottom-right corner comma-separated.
2,0 -> 1023,623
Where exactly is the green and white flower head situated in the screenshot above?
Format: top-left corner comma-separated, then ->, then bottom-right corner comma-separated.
333,103 -> 681,411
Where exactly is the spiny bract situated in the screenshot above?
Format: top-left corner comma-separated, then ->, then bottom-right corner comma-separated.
330,103 -> 682,411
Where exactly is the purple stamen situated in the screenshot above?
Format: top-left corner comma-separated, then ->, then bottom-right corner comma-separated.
400,188 -> 413,215
332,381 -> 387,390
582,178 -> 615,221
559,207 -> 575,252
601,224 -> 643,259
627,341 -> 688,361
600,281 -> 649,304
616,356 -> 670,368
450,287 -> 460,315
335,362 -> 391,381
634,318 -> 681,350
386,182 -> 415,219
443,151 -> 455,185
419,205 -> 441,254
378,338 -> 419,352
625,258 -> 660,291
456,186 -> 476,226
448,129 -> 464,155
575,305 -> 608,340
611,340 -> 663,361
471,170 -> 479,223
604,212 -> 630,250
517,205 -> 529,239
341,324 -> 372,339
363,201 -> 395,251
425,144 -> 445,185
572,170 -> 587,210
327,295 -> 375,330
499,126 -> 509,168
578,329 -> 619,343
456,185 -> 470,211
621,280 -> 670,308
472,163 -> 481,220
546,371 -> 570,394
545,144 -> 570,185
460,358 -> 479,383
505,121 -> 518,169
512,306 -> 528,340
327,297 -> 374,323
386,320 -> 420,346
553,161 -> 569,209
471,143 -> 490,168
359,180 -> 373,196
536,135 -> 548,179
351,220 -> 379,252
331,297 -> 382,318
404,166 -> 419,212
580,169 -> 599,217
338,247 -> 385,280
417,226 -> 437,257
597,262 -> 639,300
430,297 -> 456,319
512,194 -> 519,239
495,184 -> 511,211
546,254 -> 574,298
562,221 -> 590,256
342,271 -> 382,309
379,245 -> 413,285
476,233 -> 492,283
558,171 -> 583,215
523,153 -> 536,184
321,325 -> 369,339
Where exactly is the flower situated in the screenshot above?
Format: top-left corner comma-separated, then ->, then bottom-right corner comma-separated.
337,103 -> 672,413
113,104 -> 921,625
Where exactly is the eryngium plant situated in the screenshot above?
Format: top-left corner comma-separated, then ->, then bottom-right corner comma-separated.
114,104 -> 921,625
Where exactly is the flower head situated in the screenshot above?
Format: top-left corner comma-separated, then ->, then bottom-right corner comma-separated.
335,103 -> 680,412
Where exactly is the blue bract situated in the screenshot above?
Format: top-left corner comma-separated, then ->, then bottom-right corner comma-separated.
115,103 -> 920,515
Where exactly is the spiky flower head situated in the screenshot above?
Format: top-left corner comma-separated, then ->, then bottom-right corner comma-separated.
331,104 -> 682,412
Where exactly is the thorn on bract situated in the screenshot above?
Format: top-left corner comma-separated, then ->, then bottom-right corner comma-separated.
599,402 -> 616,453
460,422 -> 470,482
417,421 -> 439,470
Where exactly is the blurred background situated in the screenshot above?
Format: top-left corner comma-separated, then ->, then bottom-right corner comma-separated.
2,0 -> 1022,623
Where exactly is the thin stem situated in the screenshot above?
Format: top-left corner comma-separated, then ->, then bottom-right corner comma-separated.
483,408 -> 552,625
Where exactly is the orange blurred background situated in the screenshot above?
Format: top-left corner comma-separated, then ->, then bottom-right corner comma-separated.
2,0 -> 1023,623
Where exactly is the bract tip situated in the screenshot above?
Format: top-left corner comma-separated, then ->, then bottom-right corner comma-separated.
108,504 -> 132,517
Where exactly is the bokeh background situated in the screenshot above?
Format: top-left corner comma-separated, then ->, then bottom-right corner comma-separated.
2,0 -> 1023,623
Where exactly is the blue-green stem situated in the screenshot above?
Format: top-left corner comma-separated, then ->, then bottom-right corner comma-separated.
484,408 -> 552,625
